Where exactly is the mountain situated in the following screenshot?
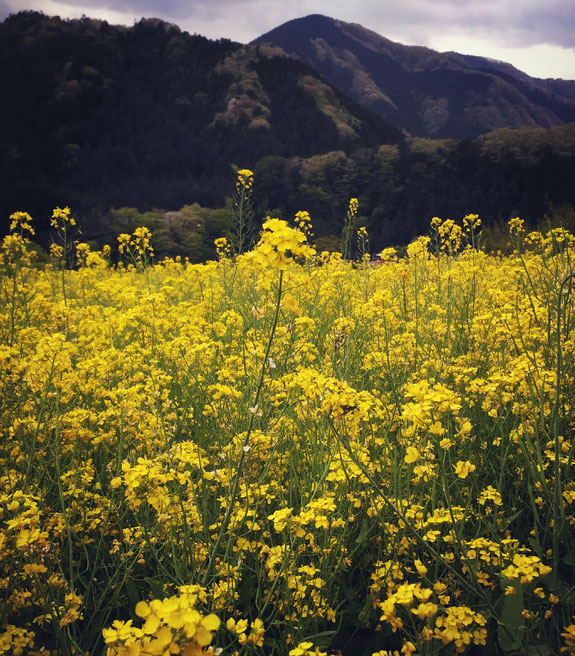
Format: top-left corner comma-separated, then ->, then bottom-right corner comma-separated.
1,11 -> 575,258
253,14 -> 575,139
0,11 -> 401,234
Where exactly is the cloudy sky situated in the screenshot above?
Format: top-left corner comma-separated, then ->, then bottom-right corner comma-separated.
2,0 -> 575,80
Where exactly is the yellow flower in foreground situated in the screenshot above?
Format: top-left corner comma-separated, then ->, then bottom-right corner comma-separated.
104,591 -> 219,654
414,559 -> 428,577
453,460 -> 476,479
562,621 -> 575,653
404,447 -> 420,464
401,641 -> 417,655
252,218 -> 314,270
289,641 -> 327,656
411,602 -> 437,620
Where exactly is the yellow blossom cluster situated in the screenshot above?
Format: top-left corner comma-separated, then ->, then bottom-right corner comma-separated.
50,205 -> 77,229
294,210 -> 314,241
118,226 -> 154,266
235,168 -> 253,191
251,217 -> 315,270
431,217 -> 464,253
103,587 -> 220,655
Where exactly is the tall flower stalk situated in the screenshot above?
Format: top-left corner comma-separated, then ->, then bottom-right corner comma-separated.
1,211 -> 35,345
50,206 -> 78,304
229,168 -> 255,256
202,218 -> 314,586
341,198 -> 358,260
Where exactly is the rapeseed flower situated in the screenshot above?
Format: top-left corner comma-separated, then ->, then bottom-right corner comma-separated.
252,218 -> 314,270
1,207 -> 574,656
453,461 -> 476,479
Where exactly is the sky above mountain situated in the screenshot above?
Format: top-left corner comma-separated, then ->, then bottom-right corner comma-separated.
2,0 -> 575,80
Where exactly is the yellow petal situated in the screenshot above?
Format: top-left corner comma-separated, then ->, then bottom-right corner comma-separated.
201,614 -> 220,631
195,627 -> 212,647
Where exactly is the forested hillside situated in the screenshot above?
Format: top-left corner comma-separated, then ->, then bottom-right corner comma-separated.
1,11 -> 575,260
251,125 -> 575,248
0,11 -> 400,241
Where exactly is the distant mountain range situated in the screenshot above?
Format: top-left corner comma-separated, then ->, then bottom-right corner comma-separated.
254,14 -> 575,139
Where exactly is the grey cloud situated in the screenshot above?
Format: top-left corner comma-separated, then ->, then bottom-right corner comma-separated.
53,0 -> 196,19
5,0 -> 575,50
51,0 -> 308,24
514,2 -> 575,49
349,0 -> 575,50
0,0 -> 13,20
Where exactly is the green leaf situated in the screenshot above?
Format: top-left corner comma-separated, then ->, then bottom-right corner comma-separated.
145,577 -> 166,599
357,597 -> 373,624
528,535 -> 542,557
497,509 -> 524,532
126,579 -> 141,614
305,629 -> 337,648
527,644 -> 554,656
356,518 -> 369,544
497,583 -> 525,653
564,546 -> 575,567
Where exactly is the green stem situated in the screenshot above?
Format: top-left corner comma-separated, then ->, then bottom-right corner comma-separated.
9,266 -> 18,346
61,227 -> 68,305
551,274 -> 571,584
202,270 -> 283,587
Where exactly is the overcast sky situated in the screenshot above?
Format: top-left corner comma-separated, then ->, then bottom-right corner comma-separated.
2,0 -> 575,80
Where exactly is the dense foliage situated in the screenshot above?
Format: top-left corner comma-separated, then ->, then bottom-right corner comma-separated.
1,205 -> 575,655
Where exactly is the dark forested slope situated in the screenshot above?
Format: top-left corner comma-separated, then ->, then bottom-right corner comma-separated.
0,11 -> 401,237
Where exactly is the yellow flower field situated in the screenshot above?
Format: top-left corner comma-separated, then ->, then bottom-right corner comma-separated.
1,205 -> 574,656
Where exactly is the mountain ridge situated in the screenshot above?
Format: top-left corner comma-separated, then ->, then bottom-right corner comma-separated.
253,14 -> 575,139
